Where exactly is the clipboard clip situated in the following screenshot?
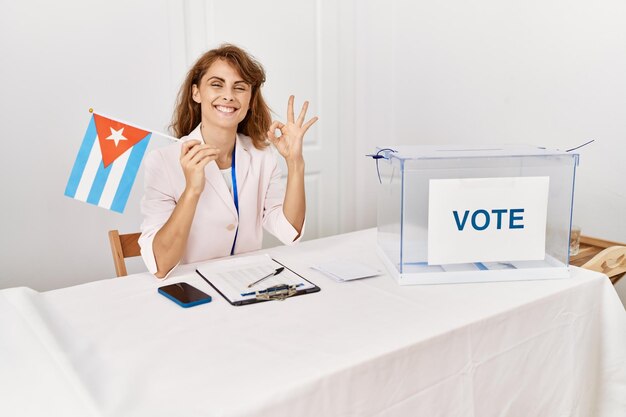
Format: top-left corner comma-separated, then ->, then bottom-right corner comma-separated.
255,284 -> 298,301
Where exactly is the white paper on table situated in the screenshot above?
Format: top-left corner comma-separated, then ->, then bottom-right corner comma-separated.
312,260 -> 381,282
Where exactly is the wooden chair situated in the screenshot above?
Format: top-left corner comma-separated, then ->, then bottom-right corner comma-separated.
581,246 -> 626,285
570,236 -> 626,285
108,230 -> 142,277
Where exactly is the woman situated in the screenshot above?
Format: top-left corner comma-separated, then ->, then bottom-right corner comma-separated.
138,44 -> 317,278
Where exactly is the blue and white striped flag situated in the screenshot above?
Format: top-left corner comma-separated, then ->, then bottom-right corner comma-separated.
64,113 -> 151,213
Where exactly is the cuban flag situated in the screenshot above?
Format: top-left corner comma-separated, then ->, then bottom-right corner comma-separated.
65,113 -> 152,213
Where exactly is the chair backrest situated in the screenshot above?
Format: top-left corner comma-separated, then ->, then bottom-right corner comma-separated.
108,230 -> 142,277
581,246 -> 626,285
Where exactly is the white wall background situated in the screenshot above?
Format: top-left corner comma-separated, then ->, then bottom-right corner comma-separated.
0,0 -> 176,290
351,0 -> 626,237
1,0 -> 625,302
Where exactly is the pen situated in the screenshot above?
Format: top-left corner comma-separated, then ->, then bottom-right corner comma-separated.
241,282 -> 303,297
247,267 -> 284,288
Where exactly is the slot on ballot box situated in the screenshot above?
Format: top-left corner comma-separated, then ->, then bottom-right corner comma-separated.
374,145 -> 579,285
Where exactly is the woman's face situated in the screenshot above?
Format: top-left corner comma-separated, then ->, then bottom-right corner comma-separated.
192,59 -> 252,131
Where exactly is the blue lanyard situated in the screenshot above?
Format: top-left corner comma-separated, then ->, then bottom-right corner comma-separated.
230,145 -> 239,255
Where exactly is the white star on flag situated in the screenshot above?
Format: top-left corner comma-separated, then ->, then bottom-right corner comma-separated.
106,127 -> 128,146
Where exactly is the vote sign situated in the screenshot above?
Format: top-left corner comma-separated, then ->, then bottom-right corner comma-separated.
427,176 -> 550,265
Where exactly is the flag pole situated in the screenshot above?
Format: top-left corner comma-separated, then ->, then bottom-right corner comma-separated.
89,108 -> 182,142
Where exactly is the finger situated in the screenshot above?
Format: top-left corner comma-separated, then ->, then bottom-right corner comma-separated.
267,121 -> 285,141
184,148 -> 217,168
189,148 -> 220,165
181,144 -> 203,164
301,116 -> 319,134
181,140 -> 201,157
287,95 -> 295,124
195,153 -> 217,170
182,144 -> 212,163
267,134 -> 280,147
267,129 -> 278,143
269,120 -> 285,131
296,101 -> 309,126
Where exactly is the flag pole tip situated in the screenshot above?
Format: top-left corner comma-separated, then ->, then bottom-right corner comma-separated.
89,108 -> 94,113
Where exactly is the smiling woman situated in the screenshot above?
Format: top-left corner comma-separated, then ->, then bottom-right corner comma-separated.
171,44 -> 271,149
138,44 -> 318,279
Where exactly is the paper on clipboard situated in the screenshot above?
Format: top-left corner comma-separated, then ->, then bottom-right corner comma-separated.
196,254 -> 316,304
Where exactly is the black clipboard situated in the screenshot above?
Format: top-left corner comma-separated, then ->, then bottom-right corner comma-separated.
195,258 -> 320,306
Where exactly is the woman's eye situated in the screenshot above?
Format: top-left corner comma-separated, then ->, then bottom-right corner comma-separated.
235,87 -> 246,91
211,83 -> 222,88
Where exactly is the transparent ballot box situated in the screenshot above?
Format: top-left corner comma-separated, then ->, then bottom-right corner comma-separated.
375,145 -> 579,285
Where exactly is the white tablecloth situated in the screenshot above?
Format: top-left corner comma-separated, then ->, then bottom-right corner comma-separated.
1,229 -> 625,417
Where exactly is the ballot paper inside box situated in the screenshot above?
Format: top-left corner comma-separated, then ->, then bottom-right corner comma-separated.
375,145 -> 579,285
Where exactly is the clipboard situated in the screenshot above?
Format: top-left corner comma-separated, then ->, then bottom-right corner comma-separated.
195,254 -> 320,306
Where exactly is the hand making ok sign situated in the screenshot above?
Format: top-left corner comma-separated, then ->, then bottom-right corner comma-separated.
267,95 -> 318,164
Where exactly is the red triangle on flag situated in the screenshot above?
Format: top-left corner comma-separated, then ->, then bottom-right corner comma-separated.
94,114 -> 151,167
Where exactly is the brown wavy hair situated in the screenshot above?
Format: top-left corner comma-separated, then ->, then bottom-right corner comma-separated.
171,44 -> 270,149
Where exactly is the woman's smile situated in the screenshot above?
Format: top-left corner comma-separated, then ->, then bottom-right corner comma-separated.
213,104 -> 238,115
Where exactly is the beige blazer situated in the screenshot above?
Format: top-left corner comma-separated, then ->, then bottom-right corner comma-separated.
138,125 -> 303,275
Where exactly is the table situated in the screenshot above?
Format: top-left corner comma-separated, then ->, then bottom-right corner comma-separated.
1,229 -> 625,417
